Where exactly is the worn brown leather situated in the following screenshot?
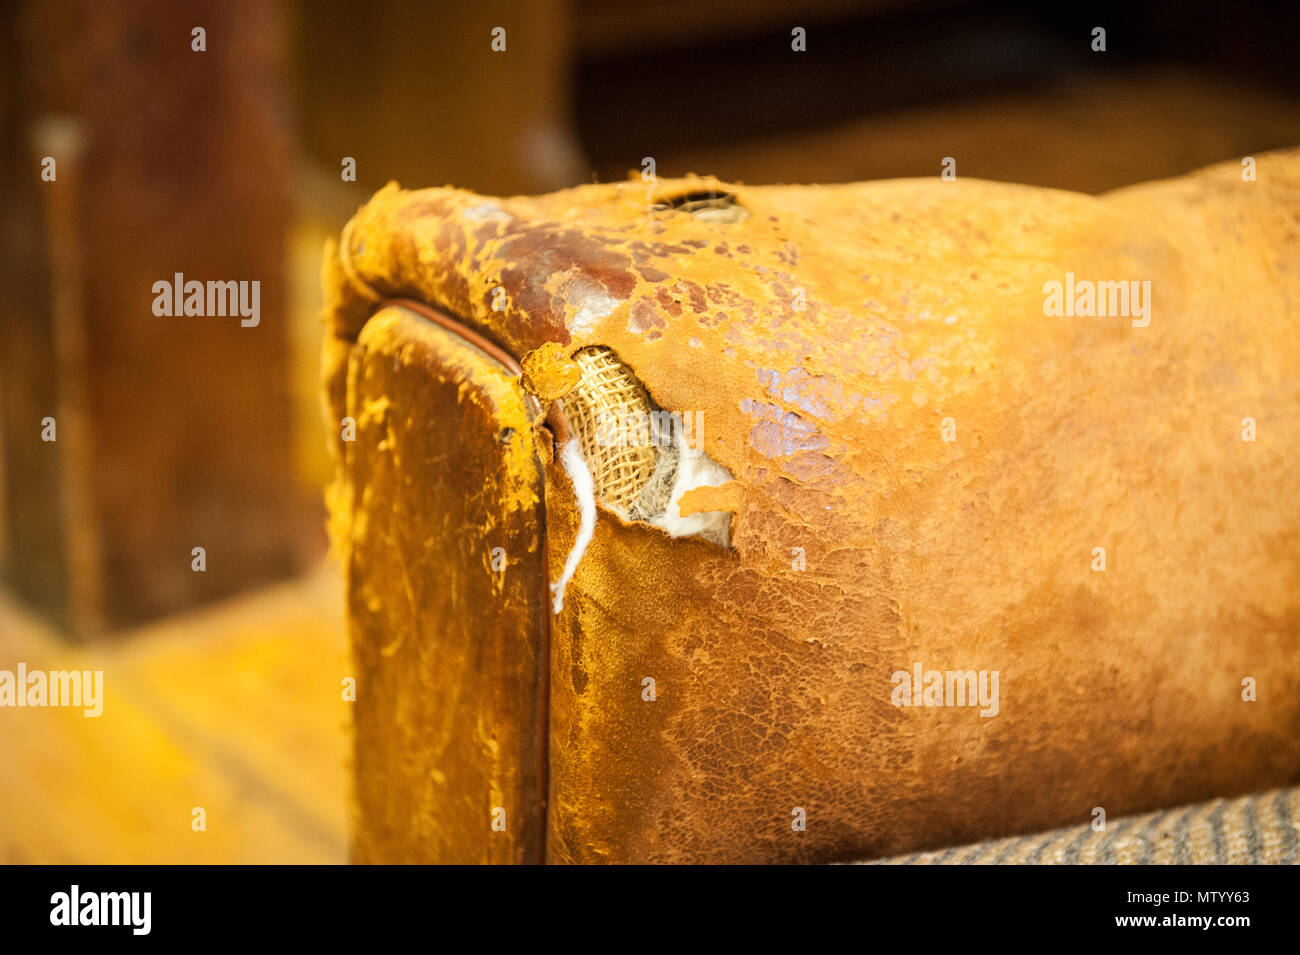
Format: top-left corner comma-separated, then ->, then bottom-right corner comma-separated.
325,151 -> 1300,863
340,306 -> 549,863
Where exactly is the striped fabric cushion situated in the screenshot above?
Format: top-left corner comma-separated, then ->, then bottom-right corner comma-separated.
864,788 -> 1299,865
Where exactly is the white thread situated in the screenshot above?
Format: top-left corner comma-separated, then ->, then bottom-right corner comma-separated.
552,439 -> 597,614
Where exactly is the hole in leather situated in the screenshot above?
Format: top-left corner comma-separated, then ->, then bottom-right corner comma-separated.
655,191 -> 748,223
558,346 -> 733,547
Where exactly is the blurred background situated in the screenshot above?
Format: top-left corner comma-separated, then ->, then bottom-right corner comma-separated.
1,0 -> 1297,863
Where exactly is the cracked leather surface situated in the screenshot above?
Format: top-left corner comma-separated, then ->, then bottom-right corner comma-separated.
325,152 -> 1300,863
340,307 -> 548,863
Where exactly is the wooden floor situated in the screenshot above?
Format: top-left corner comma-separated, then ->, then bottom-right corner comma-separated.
0,563 -> 350,864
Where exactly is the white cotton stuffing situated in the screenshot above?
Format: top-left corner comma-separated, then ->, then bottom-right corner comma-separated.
551,439 -> 597,614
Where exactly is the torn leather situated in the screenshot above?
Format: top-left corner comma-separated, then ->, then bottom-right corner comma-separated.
325,155 -> 1300,863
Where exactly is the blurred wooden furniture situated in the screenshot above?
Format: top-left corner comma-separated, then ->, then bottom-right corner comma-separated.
291,0 -> 584,197
0,0 -> 309,636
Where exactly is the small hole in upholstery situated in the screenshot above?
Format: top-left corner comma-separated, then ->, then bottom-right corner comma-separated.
654,191 -> 748,223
